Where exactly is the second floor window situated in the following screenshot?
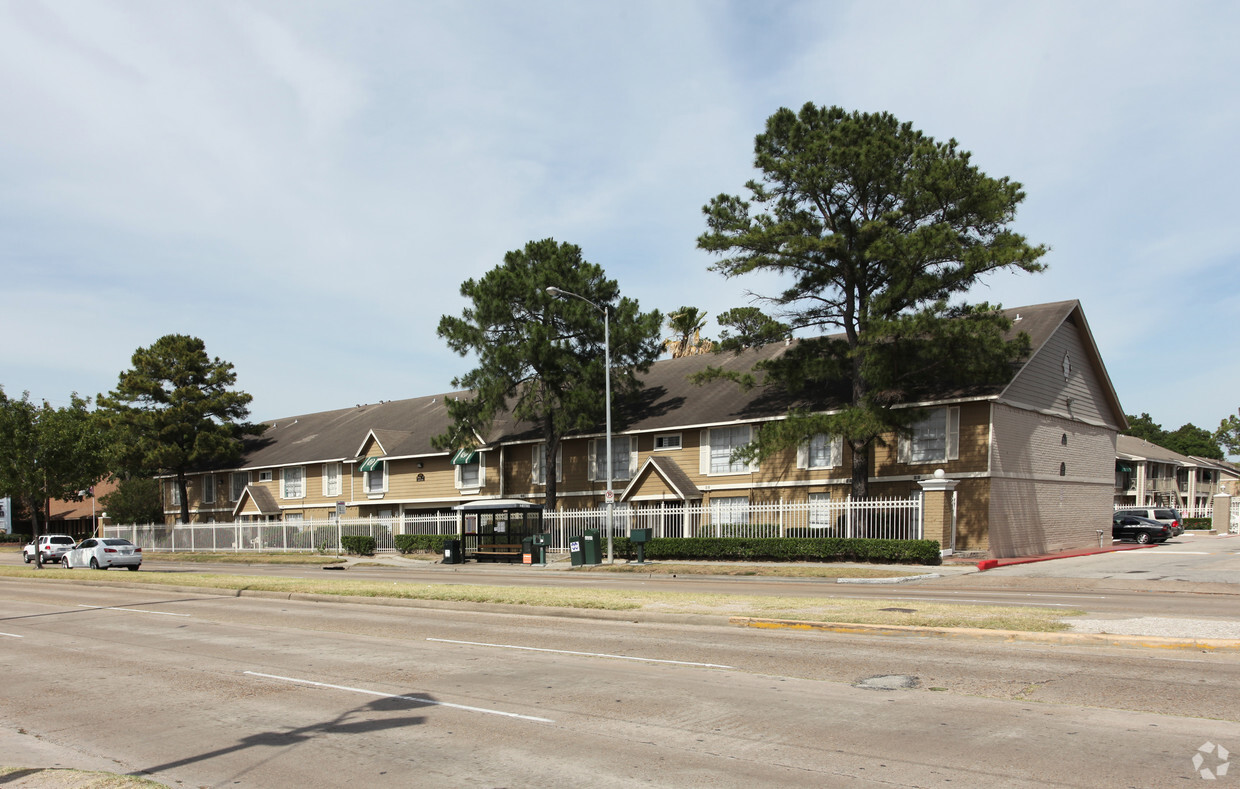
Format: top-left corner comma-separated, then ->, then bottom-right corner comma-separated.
365,462 -> 387,494
802,434 -> 843,469
590,436 -> 634,481
898,407 -> 960,465
282,467 -> 304,499
231,472 -> 248,501
708,426 -> 751,474
202,475 -> 215,505
323,463 -> 341,497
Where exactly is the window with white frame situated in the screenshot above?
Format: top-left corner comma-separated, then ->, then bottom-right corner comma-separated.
322,462 -> 342,497
899,407 -> 959,465
231,472 -> 248,501
801,434 -> 842,469
809,492 -> 833,528
456,455 -> 482,489
282,467 -> 305,499
590,436 -> 634,481
707,426 -> 752,474
258,470 -> 273,483
654,433 -> 682,451
365,461 -> 387,494
202,475 -> 215,505
532,444 -> 563,485
285,513 -> 303,525
170,482 -> 181,506
710,496 -> 749,525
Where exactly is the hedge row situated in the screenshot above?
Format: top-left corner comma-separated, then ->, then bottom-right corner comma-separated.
1,533 -> 30,544
340,535 -> 376,556
611,536 -> 941,565
1183,518 -> 1214,530
394,534 -> 449,554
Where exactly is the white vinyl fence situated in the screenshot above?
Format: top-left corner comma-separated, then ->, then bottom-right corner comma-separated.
102,496 -> 924,554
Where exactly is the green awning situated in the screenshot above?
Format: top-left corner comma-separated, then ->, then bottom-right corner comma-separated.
359,456 -> 384,472
1116,463 -> 1134,473
451,449 -> 478,465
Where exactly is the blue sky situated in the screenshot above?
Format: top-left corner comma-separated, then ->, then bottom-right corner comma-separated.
2,1 -> 1238,449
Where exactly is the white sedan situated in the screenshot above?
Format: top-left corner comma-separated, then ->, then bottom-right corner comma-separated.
62,538 -> 142,571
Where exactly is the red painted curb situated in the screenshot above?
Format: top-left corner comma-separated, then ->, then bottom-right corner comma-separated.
976,543 -> 1154,571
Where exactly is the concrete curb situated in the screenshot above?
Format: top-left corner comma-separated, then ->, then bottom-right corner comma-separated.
836,573 -> 942,585
729,616 -> 1240,651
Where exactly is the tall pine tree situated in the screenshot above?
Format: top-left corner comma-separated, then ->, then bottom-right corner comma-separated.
436,238 -> 662,512
699,104 -> 1046,498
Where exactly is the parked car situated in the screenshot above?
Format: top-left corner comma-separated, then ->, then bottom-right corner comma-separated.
1116,507 -> 1183,536
1112,513 -> 1172,545
22,534 -> 77,564
61,537 -> 142,571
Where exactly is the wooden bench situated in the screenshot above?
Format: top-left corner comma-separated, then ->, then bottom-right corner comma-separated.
472,543 -> 523,563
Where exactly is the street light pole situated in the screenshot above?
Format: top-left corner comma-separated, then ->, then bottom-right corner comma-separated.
546,285 -> 614,563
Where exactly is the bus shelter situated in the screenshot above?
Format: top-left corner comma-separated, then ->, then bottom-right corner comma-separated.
453,499 -> 545,563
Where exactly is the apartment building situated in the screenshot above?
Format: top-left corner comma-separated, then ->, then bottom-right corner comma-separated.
157,300 -> 1125,558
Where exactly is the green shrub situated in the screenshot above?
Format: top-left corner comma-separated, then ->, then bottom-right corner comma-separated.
1183,518 -> 1213,530
340,535 -> 376,556
394,534 -> 449,554
1,533 -> 30,544
618,536 -> 940,565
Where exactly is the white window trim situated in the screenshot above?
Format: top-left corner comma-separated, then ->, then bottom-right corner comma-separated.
231,472 -> 248,502
202,475 -> 215,505
797,434 -> 844,470
170,482 -> 181,507
897,406 -> 960,465
654,433 -> 682,451
701,426 -> 755,476
710,495 -> 750,525
455,453 -> 485,490
281,466 -> 306,500
322,462 -> 342,497
365,462 -> 388,496
532,444 -> 564,485
588,436 -> 637,481
258,470 -> 273,483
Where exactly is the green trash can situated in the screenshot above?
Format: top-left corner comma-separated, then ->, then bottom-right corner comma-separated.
580,529 -> 602,565
531,533 -> 551,565
569,536 -> 584,567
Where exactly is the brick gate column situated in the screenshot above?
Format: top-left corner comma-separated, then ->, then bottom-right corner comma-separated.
918,469 -> 959,555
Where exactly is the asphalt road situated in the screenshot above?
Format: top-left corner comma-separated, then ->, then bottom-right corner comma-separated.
3,579 -> 1239,788
60,532 -> 1240,622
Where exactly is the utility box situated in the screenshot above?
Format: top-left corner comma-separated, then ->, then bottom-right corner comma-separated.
629,528 -> 653,564
580,529 -> 602,565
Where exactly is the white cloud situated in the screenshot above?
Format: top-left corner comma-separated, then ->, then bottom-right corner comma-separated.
1,0 -> 1236,435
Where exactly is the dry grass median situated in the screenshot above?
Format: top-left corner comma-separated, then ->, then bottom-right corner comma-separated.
0,564 -> 1076,632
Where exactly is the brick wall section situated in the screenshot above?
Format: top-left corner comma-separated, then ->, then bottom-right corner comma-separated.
988,403 -> 1115,557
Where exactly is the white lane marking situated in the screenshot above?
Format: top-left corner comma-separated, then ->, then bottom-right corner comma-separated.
428,637 -> 734,669
244,671 -> 554,723
77,605 -> 191,617
882,596 -> 1082,608
1,632 -> 23,638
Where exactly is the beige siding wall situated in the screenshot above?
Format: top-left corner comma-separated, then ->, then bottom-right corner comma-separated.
1002,318 -> 1118,428
988,402 -> 1116,557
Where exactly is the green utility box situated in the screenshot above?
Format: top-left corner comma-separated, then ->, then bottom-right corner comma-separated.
629,528 -> 652,564
580,529 -> 602,565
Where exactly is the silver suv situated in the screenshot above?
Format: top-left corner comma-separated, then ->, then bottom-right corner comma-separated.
1115,507 -> 1183,537
23,534 -> 76,564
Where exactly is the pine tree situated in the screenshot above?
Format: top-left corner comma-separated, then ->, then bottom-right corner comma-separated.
699,104 -> 1046,498
98,335 -> 263,524
436,238 -> 662,512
